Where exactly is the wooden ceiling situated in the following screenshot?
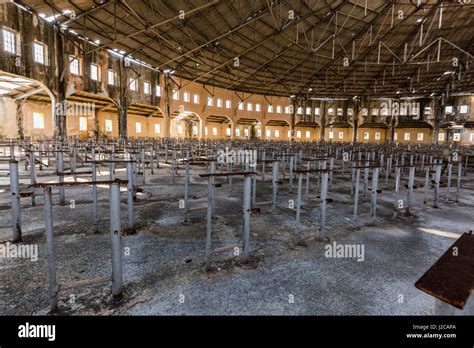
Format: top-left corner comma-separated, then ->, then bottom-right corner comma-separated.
15,0 -> 474,98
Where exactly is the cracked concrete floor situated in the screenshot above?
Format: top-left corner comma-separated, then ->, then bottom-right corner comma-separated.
0,161 -> 473,315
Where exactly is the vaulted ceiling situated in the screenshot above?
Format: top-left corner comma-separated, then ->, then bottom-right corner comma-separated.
16,0 -> 474,98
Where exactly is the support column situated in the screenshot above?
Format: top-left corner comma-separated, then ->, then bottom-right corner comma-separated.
54,30 -> 67,141
200,118 -> 206,140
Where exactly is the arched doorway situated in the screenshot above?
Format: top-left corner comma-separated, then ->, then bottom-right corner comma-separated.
0,71 -> 55,140
205,115 -> 233,139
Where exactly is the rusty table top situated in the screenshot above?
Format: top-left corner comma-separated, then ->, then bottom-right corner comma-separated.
415,232 -> 474,310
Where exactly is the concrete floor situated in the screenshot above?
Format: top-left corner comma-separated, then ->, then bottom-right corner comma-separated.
0,160 -> 473,315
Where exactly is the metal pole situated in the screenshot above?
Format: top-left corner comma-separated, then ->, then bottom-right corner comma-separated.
44,187 -> 59,312
320,172 -> 329,237
423,166 -> 429,204
184,159 -> 190,221
394,167 -> 401,217
407,166 -> 415,213
242,174 -> 251,259
126,161 -> 135,229
370,167 -> 379,218
205,176 -> 213,269
91,150 -> 99,233
10,160 -> 21,242
446,161 -> 452,201
289,155 -> 294,191
455,162 -> 462,203
354,168 -> 360,217
58,150 -> 65,205
295,172 -> 303,242
110,182 -> 123,298
433,163 -> 441,208
272,161 -> 279,210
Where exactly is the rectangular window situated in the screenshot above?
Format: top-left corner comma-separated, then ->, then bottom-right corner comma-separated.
135,122 -> 142,133
226,128 -> 231,136
328,108 -> 334,115
183,91 -> 190,102
225,100 -> 231,109
394,133 -> 398,141
288,130 -> 291,138
257,129 -> 262,137
297,107 -> 303,115
459,105 -> 468,114
108,70 -> 115,85
33,42 -> 45,64
193,94 -> 199,104
329,131 -> 334,139
3,28 -> 16,54
306,107 -> 311,115
144,81 -> 151,94
177,125 -> 183,135
156,85 -> 162,97
371,108 -> 379,116
276,105 -> 282,114
70,56 -> 80,75
207,97 -> 213,106
193,126 -> 198,135
364,132 -> 369,140
79,117 -> 88,131
375,132 -> 381,140
404,133 -> 410,141
90,63 -> 99,81
337,108 -> 343,116
247,103 -> 253,112
285,106 -> 290,114
205,127 -> 208,136
130,78 -> 137,91
296,131 -> 301,139
238,101 -> 243,110
267,105 -> 273,113
470,133 -> 474,142
305,131 -> 310,139
33,112 -> 44,129
438,133 -> 445,141
105,119 -> 113,132
453,133 -> 460,142
235,128 -> 240,137
417,133 -> 424,141
212,127 -> 217,136
338,132 -> 344,139
256,103 -> 261,112
315,108 -> 320,115
172,90 -> 179,100
445,106 -> 453,114
266,129 -> 271,137
244,128 -> 249,137
217,99 -> 223,108
154,124 -> 161,134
